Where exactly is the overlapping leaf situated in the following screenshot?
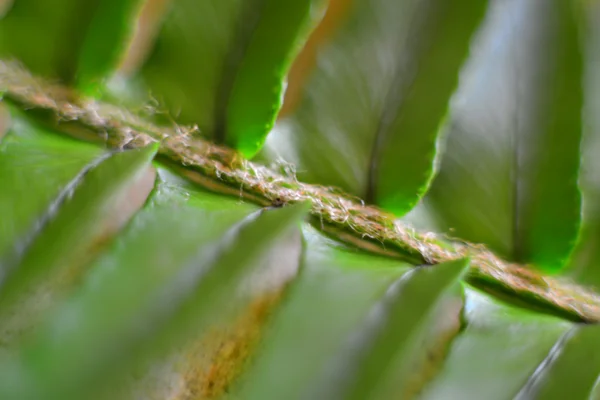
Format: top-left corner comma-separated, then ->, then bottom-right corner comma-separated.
235,227 -> 467,399
139,0 -> 320,157
0,1 -> 597,398
419,288 -> 573,400
0,170 -> 307,399
0,112 -> 157,347
514,324 -> 600,400
108,219 -> 303,400
309,259 -> 467,400
234,226 -> 410,399
266,0 -> 487,215
567,3 -> 600,286
423,0 -> 583,271
0,140 -> 157,291
0,111 -> 103,259
0,0 -> 144,88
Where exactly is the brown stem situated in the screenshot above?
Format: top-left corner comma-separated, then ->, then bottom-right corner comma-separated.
1,60 -> 599,322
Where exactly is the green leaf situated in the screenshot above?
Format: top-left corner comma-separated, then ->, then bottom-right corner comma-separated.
514,325 -> 600,400
567,5 -> 600,286
111,217 -> 303,400
266,0 -> 487,215
143,200 -> 310,357
236,229 -> 466,399
0,0 -> 143,85
309,258 -> 467,400
0,112 -> 103,260
235,226 -> 411,399
140,0 -> 319,157
419,288 -> 572,400
0,138 -> 157,338
424,0 -> 583,271
75,0 -> 145,93
0,174 -> 307,399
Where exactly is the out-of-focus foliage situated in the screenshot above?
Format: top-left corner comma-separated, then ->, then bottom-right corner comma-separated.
236,226 -> 412,399
0,0 -> 599,398
265,0 -> 487,215
0,0 -> 144,89
568,3 -> 600,287
0,170 -> 307,399
0,112 -> 103,259
420,288 -> 573,400
421,0 -> 583,272
138,0 -> 321,157
307,258 -> 467,400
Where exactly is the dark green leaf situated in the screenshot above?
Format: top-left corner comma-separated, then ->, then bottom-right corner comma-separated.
419,288 -> 572,400
424,0 -> 583,271
140,0 -> 319,157
235,226 -> 411,399
0,173 -> 307,399
0,0 -> 143,85
309,258 -> 467,400
266,0 -> 487,215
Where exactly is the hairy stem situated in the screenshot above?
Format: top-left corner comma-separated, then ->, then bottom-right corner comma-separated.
1,60 -> 599,322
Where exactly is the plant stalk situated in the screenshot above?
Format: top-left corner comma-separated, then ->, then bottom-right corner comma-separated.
1,60 -> 599,322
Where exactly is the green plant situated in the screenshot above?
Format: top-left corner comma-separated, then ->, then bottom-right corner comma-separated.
0,0 -> 599,399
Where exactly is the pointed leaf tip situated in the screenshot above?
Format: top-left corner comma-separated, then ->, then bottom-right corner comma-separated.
424,0 -> 583,272
140,0 -> 319,157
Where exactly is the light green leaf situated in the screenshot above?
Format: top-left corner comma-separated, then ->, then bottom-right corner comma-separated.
0,175 -> 307,399
0,0 -> 144,85
266,0 -> 487,215
235,226 -> 411,399
144,200 -> 310,357
309,258 -> 467,400
419,288 -> 573,400
424,0 -> 583,271
140,0 -> 319,157
514,325 -> 600,400
106,216 -> 303,400
0,112 -> 103,260
0,137 -> 157,335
